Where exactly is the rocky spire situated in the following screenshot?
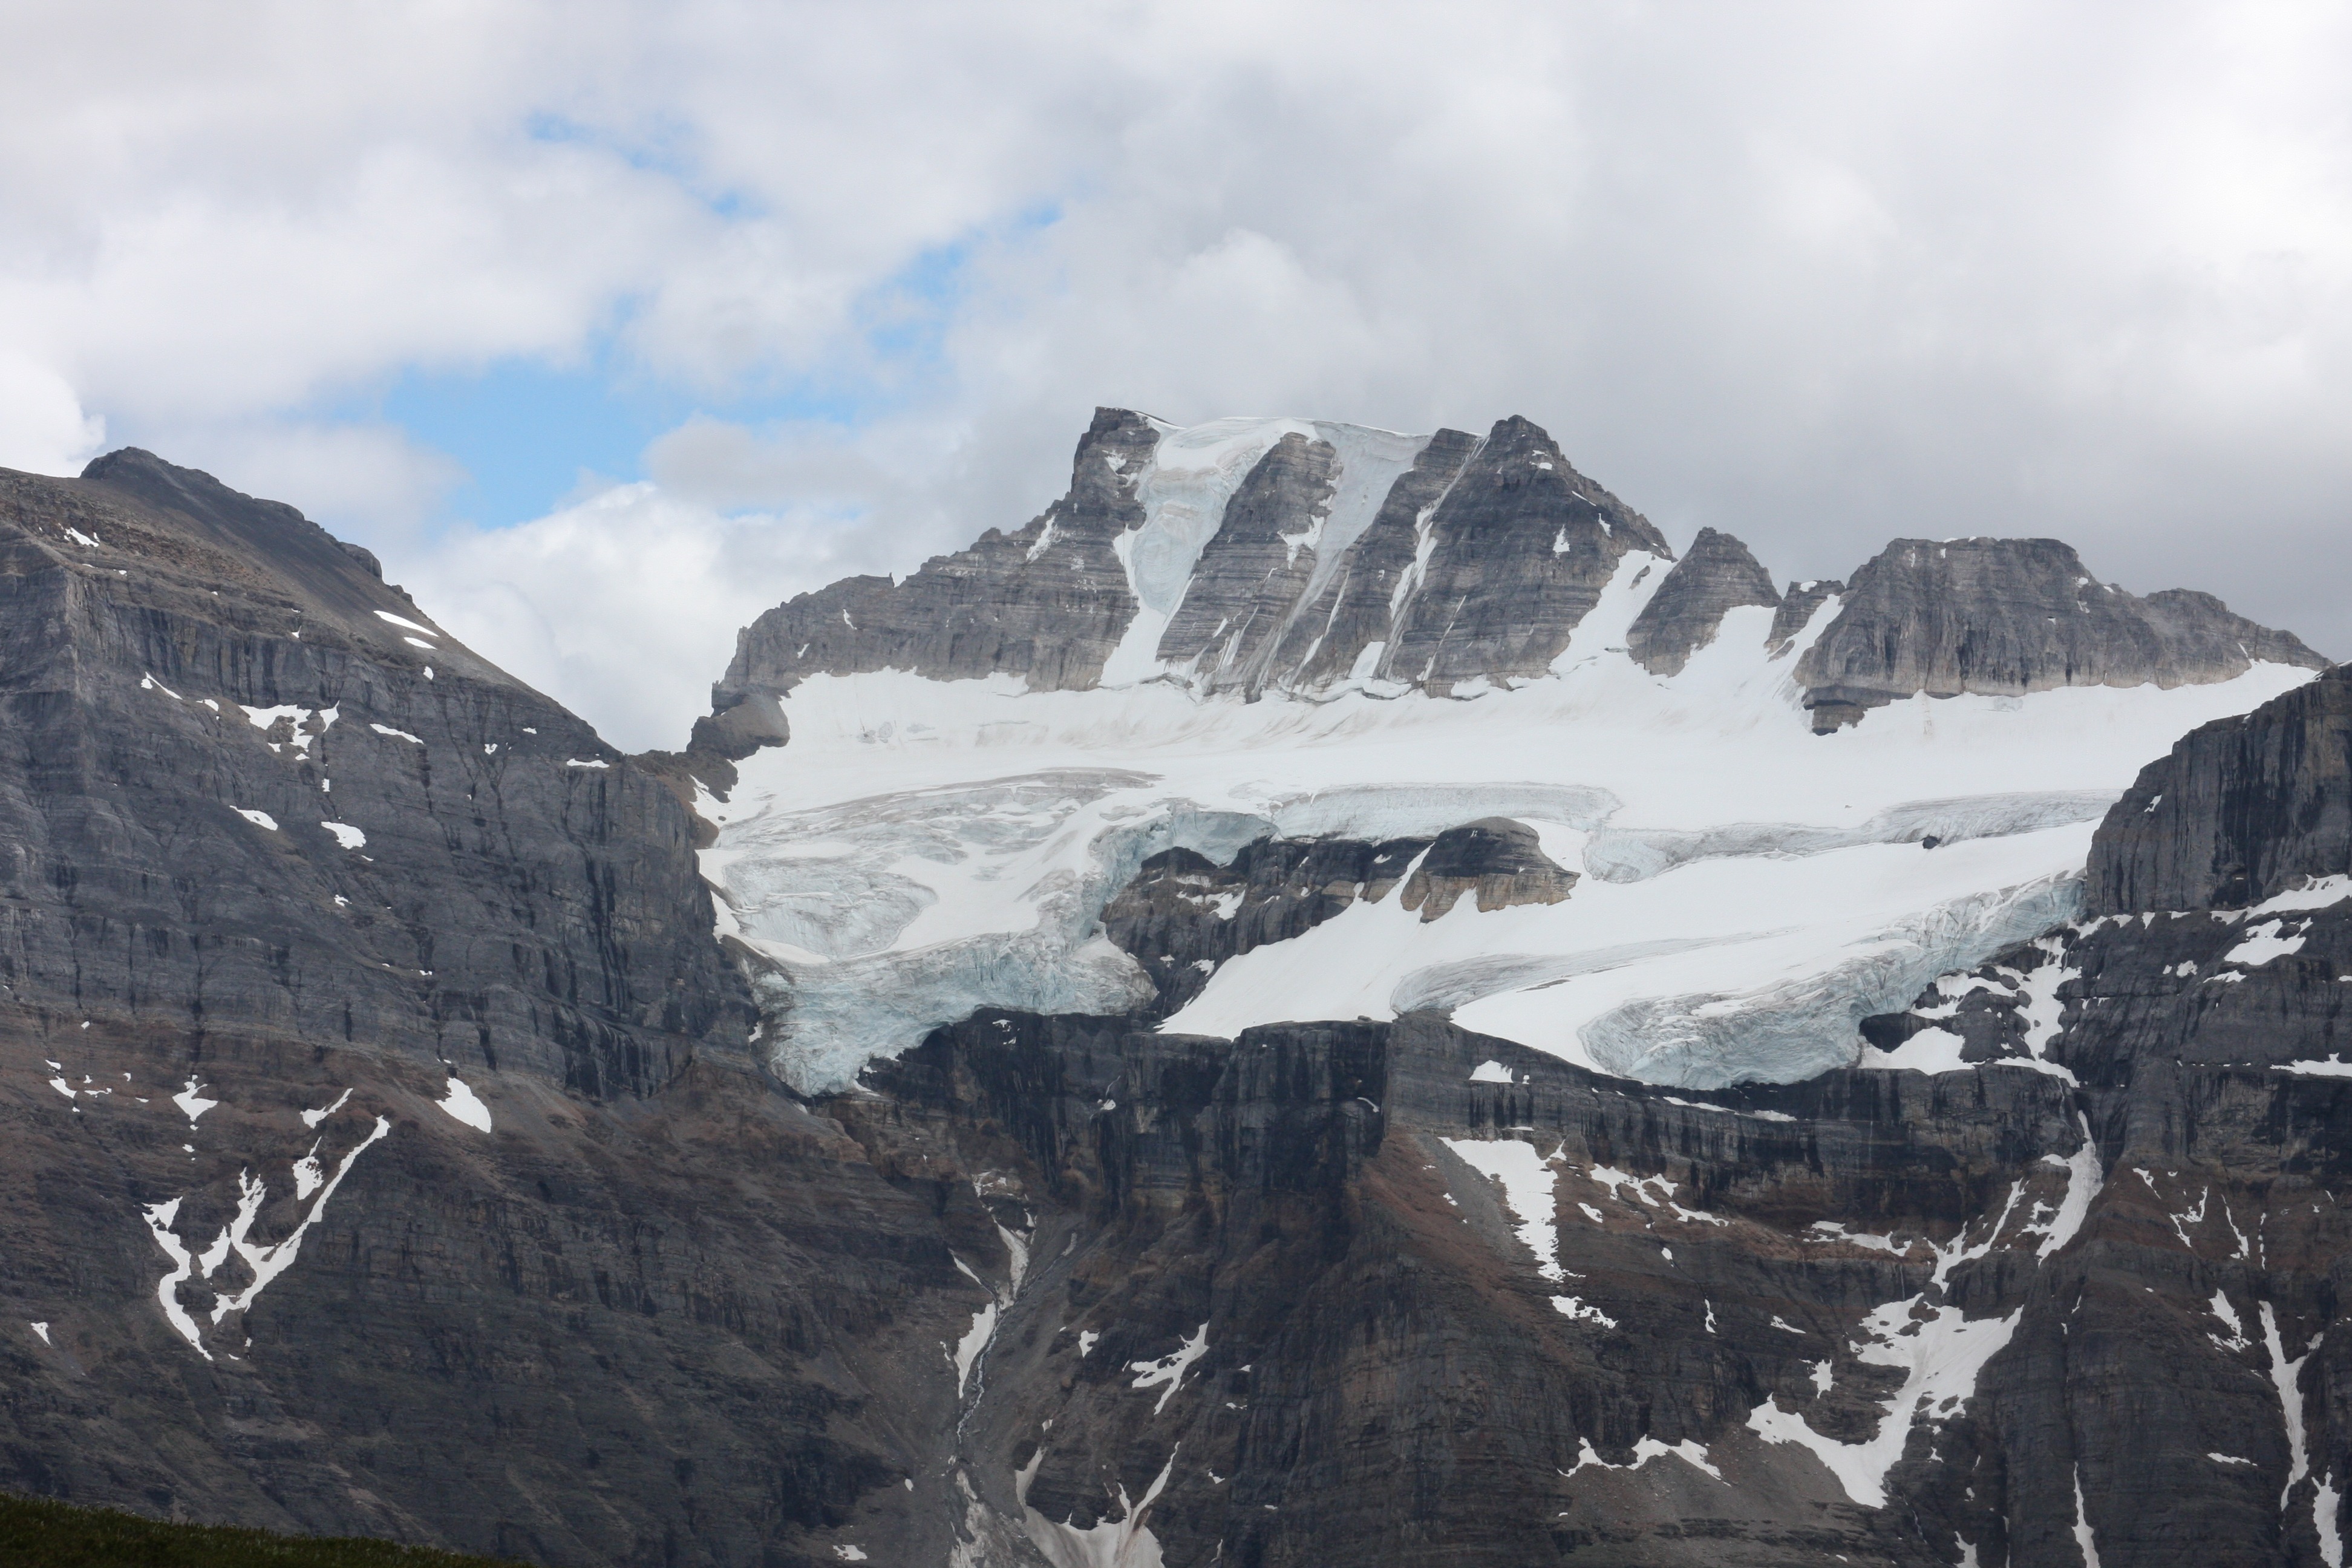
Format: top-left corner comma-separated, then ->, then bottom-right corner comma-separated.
1624,526 -> 1782,676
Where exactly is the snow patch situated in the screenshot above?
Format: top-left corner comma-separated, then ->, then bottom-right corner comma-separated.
374,610 -> 438,636
1444,1137 -> 1564,1280
172,1077 -> 218,1127
1563,1436 -> 1720,1480
142,1115 -> 391,1358
436,1076 -> 492,1132
302,1088 -> 353,1128
2226,918 -> 2310,968
1128,1323 -> 1209,1415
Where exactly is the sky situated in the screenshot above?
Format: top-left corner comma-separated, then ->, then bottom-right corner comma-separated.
3,0 -> 2348,751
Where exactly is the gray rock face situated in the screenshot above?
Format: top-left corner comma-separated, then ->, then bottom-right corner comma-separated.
1377,416 -> 1671,691
698,411 -> 1670,742
1100,837 -> 1434,1013
696,412 -> 2328,764
1796,537 -> 2326,730
1155,431 -> 1338,691
2085,661 -> 2350,914
1766,576 -> 1844,655
0,452 -> 987,1566
714,407 -> 1158,708
1624,526 -> 1782,675
1257,428 -> 1483,691
1844,672 -> 2352,1567
1396,817 -> 1577,920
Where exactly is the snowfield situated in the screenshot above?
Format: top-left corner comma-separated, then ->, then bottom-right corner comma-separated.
699,552 -> 2316,1093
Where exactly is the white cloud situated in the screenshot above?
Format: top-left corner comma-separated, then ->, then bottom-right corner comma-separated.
389,481 -> 861,752
0,351 -> 104,474
3,0 -> 2347,746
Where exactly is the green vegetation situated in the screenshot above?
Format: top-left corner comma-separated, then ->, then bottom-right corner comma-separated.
0,1492 -> 512,1567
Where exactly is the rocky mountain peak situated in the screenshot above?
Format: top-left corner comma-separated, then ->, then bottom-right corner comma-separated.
1624,526 -> 1782,675
1794,535 -> 2326,730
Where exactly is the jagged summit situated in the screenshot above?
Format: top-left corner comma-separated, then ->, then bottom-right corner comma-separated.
701,409 -> 2324,761
712,408 -> 1670,717
1625,526 -> 1782,676
1795,535 -> 2325,731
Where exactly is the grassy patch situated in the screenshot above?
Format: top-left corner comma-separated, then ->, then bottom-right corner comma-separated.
0,1492 -> 512,1567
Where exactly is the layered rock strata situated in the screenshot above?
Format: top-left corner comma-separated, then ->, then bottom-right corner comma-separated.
0,453 -> 987,1566
1795,537 -> 2326,730
1625,526 -> 1783,676
711,411 -> 1671,721
714,407 -> 1158,710
1396,817 -> 1578,920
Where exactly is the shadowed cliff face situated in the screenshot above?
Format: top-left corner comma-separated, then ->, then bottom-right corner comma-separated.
7,441 -> 2352,1568
1625,526 -> 1782,676
2086,662 -> 2351,915
0,453 -> 988,1568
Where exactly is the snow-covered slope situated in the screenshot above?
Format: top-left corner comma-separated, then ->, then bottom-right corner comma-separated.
697,544 -> 2318,1092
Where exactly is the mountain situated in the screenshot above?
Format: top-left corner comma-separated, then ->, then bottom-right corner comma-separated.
0,452 -> 985,1564
4,417 -> 2348,1568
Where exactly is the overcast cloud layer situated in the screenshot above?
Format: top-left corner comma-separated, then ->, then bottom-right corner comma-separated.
4,1 -> 2347,748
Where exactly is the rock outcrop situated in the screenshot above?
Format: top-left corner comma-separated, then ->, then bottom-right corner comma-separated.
1374,416 -> 1671,691
1796,537 -> 2327,730
705,410 -> 1670,729
2085,661 -> 2351,915
0,452 -> 986,1566
1625,526 -> 1782,675
1100,836 -> 1434,1013
714,407 -> 1158,708
1397,817 -> 1578,920
1767,577 -> 1846,655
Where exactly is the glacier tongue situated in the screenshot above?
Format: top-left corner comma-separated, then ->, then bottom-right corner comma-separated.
700,577 -> 2319,1093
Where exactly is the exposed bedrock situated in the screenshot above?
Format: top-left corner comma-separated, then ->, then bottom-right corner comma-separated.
715,406 -> 1158,705
1768,576 -> 1846,655
1263,427 -> 1483,691
1155,430 -> 1338,691
1849,662 -> 2352,1568
1397,815 -> 1578,920
0,453 -> 985,1566
1101,835 -> 1432,1013
1796,537 -> 2325,731
0,451 -> 737,1097
2086,661 -> 2350,916
849,1007 -> 2111,1566
1624,526 -> 1782,676
1376,415 -> 1671,692
697,409 -> 1673,741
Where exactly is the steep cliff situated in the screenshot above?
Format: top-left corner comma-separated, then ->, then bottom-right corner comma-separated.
7,429 -> 2349,1568
0,453 -> 985,1566
1795,537 -> 2326,730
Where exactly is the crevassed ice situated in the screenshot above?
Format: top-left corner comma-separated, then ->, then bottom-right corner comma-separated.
701,547 -> 2321,1094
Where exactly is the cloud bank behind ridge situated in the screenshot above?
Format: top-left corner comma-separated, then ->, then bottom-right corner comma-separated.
2,1 -> 2347,748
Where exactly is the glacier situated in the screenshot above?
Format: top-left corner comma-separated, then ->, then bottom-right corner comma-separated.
699,580 -> 2314,1093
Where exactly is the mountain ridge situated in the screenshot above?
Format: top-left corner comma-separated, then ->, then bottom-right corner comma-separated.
0,433 -> 2346,1568
697,407 -> 2321,761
